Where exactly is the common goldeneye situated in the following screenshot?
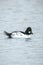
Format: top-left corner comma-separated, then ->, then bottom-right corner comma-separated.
4,27 -> 33,38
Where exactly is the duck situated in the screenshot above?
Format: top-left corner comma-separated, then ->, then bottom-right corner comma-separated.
4,27 -> 33,38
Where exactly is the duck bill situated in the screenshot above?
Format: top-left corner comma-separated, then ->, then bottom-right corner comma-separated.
32,33 -> 33,34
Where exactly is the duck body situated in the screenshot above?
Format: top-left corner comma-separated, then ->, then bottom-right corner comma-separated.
4,27 -> 33,38
11,31 -> 31,38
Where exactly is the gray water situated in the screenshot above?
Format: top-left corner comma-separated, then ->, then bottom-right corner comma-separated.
0,0 -> 43,65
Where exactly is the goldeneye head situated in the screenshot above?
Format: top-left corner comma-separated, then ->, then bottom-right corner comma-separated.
25,27 -> 33,35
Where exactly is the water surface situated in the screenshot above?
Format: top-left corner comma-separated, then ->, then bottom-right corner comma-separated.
0,0 -> 43,65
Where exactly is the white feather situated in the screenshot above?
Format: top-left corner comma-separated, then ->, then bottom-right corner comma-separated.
11,32 -> 31,38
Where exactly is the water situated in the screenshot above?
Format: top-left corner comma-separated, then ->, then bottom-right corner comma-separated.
0,0 -> 43,65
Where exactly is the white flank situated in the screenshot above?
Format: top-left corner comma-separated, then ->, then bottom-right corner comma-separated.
11,32 -> 31,38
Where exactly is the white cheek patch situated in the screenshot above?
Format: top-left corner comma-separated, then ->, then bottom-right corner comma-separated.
28,31 -> 31,33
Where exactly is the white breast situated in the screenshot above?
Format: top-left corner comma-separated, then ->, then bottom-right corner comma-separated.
11,32 -> 31,38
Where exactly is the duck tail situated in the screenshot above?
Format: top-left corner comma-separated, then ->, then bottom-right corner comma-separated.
4,31 -> 12,38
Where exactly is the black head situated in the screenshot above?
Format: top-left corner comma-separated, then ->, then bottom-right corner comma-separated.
25,27 -> 33,35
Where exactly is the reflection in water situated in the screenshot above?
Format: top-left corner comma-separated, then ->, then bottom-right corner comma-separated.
25,38 -> 31,41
